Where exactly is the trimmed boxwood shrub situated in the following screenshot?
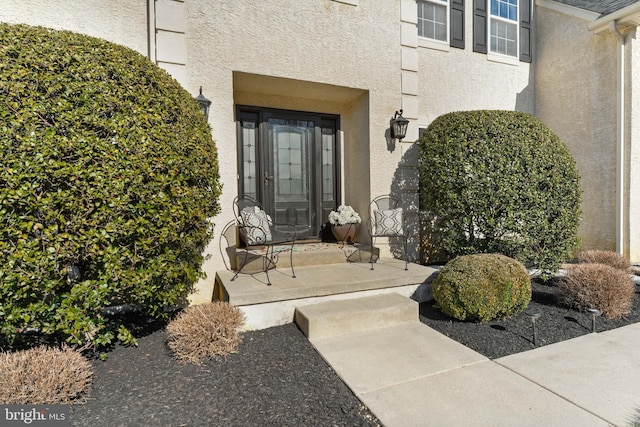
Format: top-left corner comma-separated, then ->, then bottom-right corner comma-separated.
419,110 -> 581,278
0,24 -> 221,349
432,253 -> 532,321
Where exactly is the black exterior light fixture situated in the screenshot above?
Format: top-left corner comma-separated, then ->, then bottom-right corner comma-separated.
390,109 -> 409,142
587,308 -> 602,333
66,264 -> 81,284
195,86 -> 212,120
526,311 -> 542,346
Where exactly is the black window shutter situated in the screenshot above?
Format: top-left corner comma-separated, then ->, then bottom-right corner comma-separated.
450,0 -> 465,49
520,0 -> 532,62
473,0 -> 487,54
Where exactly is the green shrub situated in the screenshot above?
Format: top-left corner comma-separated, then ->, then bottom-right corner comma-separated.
0,24 -> 221,349
574,250 -> 631,272
166,302 -> 245,365
432,253 -> 532,321
418,110 -> 581,278
0,345 -> 93,404
558,263 -> 634,319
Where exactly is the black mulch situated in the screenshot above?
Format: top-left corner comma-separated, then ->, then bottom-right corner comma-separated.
69,279 -> 639,426
420,279 -> 640,359
69,322 -> 381,427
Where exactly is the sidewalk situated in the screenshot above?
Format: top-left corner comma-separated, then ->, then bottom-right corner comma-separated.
309,319 -> 640,426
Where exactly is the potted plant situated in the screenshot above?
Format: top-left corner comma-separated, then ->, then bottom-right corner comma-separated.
328,205 -> 361,244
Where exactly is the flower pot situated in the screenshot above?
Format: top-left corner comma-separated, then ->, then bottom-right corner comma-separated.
331,224 -> 358,244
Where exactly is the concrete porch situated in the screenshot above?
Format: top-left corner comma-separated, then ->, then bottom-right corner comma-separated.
211,243 -> 439,330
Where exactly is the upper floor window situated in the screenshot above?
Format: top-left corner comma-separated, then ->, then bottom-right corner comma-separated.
473,0 -> 531,63
417,0 -> 449,43
489,0 -> 518,57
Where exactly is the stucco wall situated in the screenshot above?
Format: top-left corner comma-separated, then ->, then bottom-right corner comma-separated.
417,4 -> 535,125
535,6 -> 618,253
2,0 -> 149,56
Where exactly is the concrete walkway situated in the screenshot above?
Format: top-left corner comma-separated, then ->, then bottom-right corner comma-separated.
305,300 -> 640,426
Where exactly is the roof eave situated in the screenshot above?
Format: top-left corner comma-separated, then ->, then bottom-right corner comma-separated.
588,2 -> 640,34
536,0 -> 600,22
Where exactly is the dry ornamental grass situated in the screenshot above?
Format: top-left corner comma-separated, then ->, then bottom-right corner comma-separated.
558,263 -> 635,319
0,346 -> 93,404
574,250 -> 631,272
166,302 -> 245,365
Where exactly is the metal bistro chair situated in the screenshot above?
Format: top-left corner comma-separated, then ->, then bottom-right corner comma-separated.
219,220 -> 238,271
367,195 -> 408,271
231,195 -> 297,286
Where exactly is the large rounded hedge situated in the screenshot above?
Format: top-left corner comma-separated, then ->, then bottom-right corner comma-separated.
0,24 -> 221,349
419,110 -> 581,278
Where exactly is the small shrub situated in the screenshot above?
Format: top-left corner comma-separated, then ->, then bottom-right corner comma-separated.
0,346 -> 92,404
574,250 -> 631,272
433,253 -> 532,321
558,263 -> 634,319
166,302 -> 245,365
418,110 -> 582,278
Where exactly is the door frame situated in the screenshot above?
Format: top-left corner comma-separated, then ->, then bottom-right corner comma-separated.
236,105 -> 341,239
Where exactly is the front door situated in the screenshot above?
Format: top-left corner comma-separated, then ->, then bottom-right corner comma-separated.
237,107 -> 340,240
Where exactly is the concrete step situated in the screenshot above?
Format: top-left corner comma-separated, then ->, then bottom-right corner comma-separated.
234,242 -> 379,273
294,293 -> 418,339
214,261 -> 437,330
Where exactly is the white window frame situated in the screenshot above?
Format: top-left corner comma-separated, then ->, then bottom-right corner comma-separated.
488,0 -> 519,65
417,0 -> 450,51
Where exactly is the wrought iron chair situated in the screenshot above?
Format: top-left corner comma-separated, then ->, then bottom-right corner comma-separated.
367,195 -> 408,270
218,220 -> 238,271
231,195 -> 297,285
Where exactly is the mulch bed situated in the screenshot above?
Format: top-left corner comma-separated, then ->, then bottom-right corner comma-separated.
66,277 -> 640,425
420,279 -> 640,359
69,322 -> 381,427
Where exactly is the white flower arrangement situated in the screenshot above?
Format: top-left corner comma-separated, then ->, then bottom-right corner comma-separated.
328,205 -> 361,226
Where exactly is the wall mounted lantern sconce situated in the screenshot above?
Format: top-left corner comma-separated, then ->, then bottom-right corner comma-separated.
195,86 -> 212,120
66,264 -> 81,284
390,109 -> 409,142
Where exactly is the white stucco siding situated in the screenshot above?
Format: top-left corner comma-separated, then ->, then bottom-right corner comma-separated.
535,6 -> 618,253
188,1 -> 398,93
629,30 -> 640,261
419,49 -> 535,120
416,3 -> 535,125
2,0 -> 149,56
